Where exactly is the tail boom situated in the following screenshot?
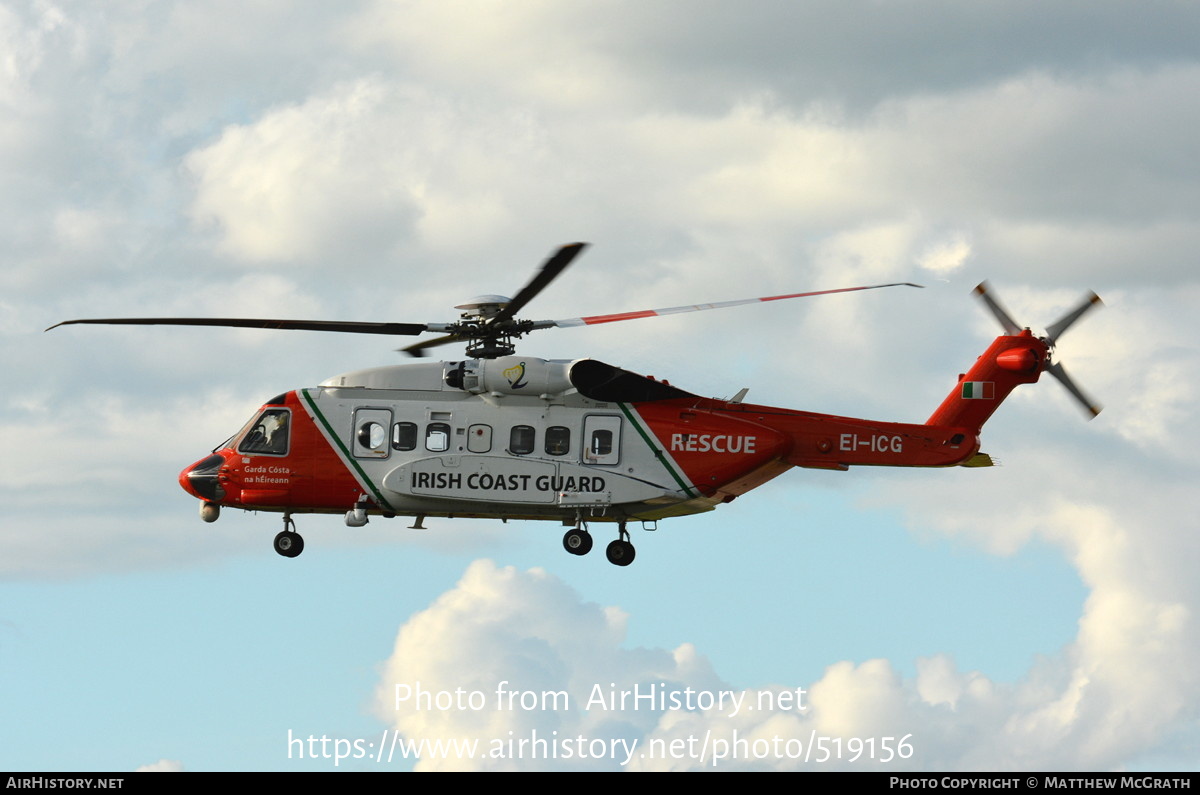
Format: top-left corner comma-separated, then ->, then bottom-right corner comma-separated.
926,330 -> 1047,432
780,415 -> 979,469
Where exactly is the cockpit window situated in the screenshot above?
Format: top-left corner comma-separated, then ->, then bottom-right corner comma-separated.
238,409 -> 290,456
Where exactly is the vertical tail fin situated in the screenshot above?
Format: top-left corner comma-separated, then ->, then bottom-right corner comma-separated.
927,282 -> 1102,431
926,331 -> 1046,431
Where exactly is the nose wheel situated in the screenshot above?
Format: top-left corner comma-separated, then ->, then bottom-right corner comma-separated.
274,515 -> 304,558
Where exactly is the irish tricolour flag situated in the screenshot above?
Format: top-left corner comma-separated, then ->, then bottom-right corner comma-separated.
961,381 -> 995,399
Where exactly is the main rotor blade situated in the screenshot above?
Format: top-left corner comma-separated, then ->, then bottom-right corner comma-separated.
492,242 -> 588,324
540,282 -> 924,329
1045,360 -> 1102,419
973,282 -> 1022,335
401,333 -> 463,358
1045,291 -> 1102,346
46,317 -> 429,335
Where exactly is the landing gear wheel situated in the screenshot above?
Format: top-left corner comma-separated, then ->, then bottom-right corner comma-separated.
274,530 -> 304,558
605,539 -> 635,567
563,528 -> 593,556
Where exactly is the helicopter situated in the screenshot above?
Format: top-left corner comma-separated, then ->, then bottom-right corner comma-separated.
48,243 -> 1102,566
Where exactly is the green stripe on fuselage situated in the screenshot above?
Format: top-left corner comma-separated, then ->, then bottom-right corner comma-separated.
617,403 -> 698,499
300,388 -> 395,512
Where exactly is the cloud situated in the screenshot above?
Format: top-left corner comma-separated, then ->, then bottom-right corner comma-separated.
185,79 -> 422,264
351,1 -> 1200,115
375,542 -> 1199,770
0,383 -> 275,577
373,559 -> 725,770
180,36 -> 1200,284
919,233 -> 972,275
135,759 -> 184,772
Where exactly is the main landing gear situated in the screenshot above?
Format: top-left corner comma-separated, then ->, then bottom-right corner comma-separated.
606,522 -> 635,567
562,526 -> 593,556
562,520 -> 635,567
273,514 -> 304,558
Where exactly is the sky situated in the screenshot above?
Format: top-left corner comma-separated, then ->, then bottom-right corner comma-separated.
2,0 -> 1198,772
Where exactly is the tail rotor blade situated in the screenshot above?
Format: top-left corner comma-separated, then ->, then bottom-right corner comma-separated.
973,282 -> 1022,335
1046,360 -> 1102,419
1045,291 -> 1103,346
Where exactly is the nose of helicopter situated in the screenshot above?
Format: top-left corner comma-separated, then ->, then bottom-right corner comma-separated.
179,453 -> 227,501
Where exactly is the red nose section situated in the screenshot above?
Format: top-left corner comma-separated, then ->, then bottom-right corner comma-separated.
180,453 -> 228,502
178,467 -> 195,498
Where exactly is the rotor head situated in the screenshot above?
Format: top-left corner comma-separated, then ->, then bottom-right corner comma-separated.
455,295 -> 512,320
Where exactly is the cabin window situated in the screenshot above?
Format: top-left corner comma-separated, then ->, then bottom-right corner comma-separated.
238,409 -> 290,456
358,421 -> 386,450
509,425 -> 535,455
392,422 -> 417,451
426,423 -> 451,452
352,408 -> 393,458
545,426 -> 571,456
583,415 -> 621,465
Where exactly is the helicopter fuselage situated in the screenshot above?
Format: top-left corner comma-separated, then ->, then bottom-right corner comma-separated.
180,353 -> 995,547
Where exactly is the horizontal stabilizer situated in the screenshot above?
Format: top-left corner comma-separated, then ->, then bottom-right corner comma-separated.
959,452 -> 995,468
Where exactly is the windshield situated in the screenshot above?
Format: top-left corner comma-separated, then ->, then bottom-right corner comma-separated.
237,408 -> 291,456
